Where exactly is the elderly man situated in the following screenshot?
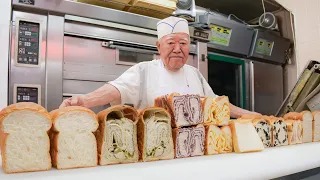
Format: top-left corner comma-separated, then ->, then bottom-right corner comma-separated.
60,16 -> 259,118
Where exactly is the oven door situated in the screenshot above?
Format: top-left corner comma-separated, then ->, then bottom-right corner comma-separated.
207,53 -> 247,109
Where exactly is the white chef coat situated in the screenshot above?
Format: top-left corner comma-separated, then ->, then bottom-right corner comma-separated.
109,59 -> 218,109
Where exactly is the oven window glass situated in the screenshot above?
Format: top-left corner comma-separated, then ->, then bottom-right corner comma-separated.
207,54 -> 245,108
118,50 -> 154,64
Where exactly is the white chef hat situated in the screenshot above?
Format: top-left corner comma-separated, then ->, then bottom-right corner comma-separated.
157,16 -> 189,40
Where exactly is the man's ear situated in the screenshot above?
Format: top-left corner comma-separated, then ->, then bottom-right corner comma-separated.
156,40 -> 161,53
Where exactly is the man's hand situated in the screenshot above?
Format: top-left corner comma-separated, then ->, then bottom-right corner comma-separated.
59,96 -> 86,109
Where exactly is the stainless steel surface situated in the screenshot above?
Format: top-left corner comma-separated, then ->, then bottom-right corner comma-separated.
65,15 -> 157,36
9,11 -> 47,106
12,0 -> 159,30
64,21 -> 158,47
250,61 -> 255,112
253,61 -> 284,115
63,36 -> 130,82
201,14 -> 255,56
197,41 -> 208,80
46,15 -> 64,111
249,29 -> 291,64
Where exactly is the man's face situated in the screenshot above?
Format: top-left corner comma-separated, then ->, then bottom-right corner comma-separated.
156,33 -> 190,71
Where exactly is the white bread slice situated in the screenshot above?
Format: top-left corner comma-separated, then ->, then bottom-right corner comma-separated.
49,106 -> 98,170
301,111 -> 313,143
97,105 -> 139,165
0,102 -> 52,174
137,107 -> 174,162
231,120 -> 264,153
313,111 -> 320,142
211,96 -> 230,126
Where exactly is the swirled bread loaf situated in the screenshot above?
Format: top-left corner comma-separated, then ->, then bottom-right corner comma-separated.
0,102 -> 52,174
154,93 -> 203,127
137,107 -> 174,162
96,105 -> 139,165
172,124 -> 205,158
49,106 -> 98,169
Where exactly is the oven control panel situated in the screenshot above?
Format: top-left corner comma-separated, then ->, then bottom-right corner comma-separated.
16,20 -> 41,66
13,84 -> 41,104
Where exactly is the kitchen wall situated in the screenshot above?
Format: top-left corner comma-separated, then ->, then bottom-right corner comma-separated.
0,0 -> 11,110
276,0 -> 320,76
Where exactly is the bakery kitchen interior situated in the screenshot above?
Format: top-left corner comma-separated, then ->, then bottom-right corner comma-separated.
1,0 -> 320,180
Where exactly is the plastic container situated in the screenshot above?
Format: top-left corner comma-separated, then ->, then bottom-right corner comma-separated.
77,0 -> 131,10
126,0 -> 178,19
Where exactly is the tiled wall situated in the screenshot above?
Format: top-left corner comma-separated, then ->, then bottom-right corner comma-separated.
277,0 -> 320,74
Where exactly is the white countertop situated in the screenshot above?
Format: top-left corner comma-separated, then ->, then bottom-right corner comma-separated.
1,142 -> 320,180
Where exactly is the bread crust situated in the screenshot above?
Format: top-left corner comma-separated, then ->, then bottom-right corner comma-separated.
0,102 -> 52,174
137,106 -> 173,162
50,106 -> 98,132
284,112 -> 302,120
96,105 -> 139,165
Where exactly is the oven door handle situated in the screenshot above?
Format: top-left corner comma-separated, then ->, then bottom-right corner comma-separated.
101,41 -> 158,55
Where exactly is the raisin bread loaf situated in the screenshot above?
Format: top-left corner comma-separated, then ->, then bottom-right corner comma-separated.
96,105 -> 139,165
173,124 -> 205,158
269,117 -> 288,147
154,93 -> 203,127
252,119 -> 272,148
137,107 -> 174,162
0,102 -> 52,173
205,125 -> 232,155
49,106 -> 98,169
231,120 -> 264,153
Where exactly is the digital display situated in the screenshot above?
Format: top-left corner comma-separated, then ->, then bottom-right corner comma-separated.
16,87 -> 39,103
255,38 -> 274,56
17,21 -> 40,65
193,30 -> 209,39
210,24 -> 232,46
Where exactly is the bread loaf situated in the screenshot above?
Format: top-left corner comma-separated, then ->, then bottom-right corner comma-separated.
137,107 -> 174,162
205,125 -> 232,155
96,105 -> 139,165
301,111 -> 313,143
285,120 -> 303,145
154,93 -> 203,127
173,124 -> 205,158
231,120 -> 264,153
269,118 -> 288,147
313,111 -> 320,142
252,119 -> 272,148
49,106 -> 98,169
0,102 -> 52,173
